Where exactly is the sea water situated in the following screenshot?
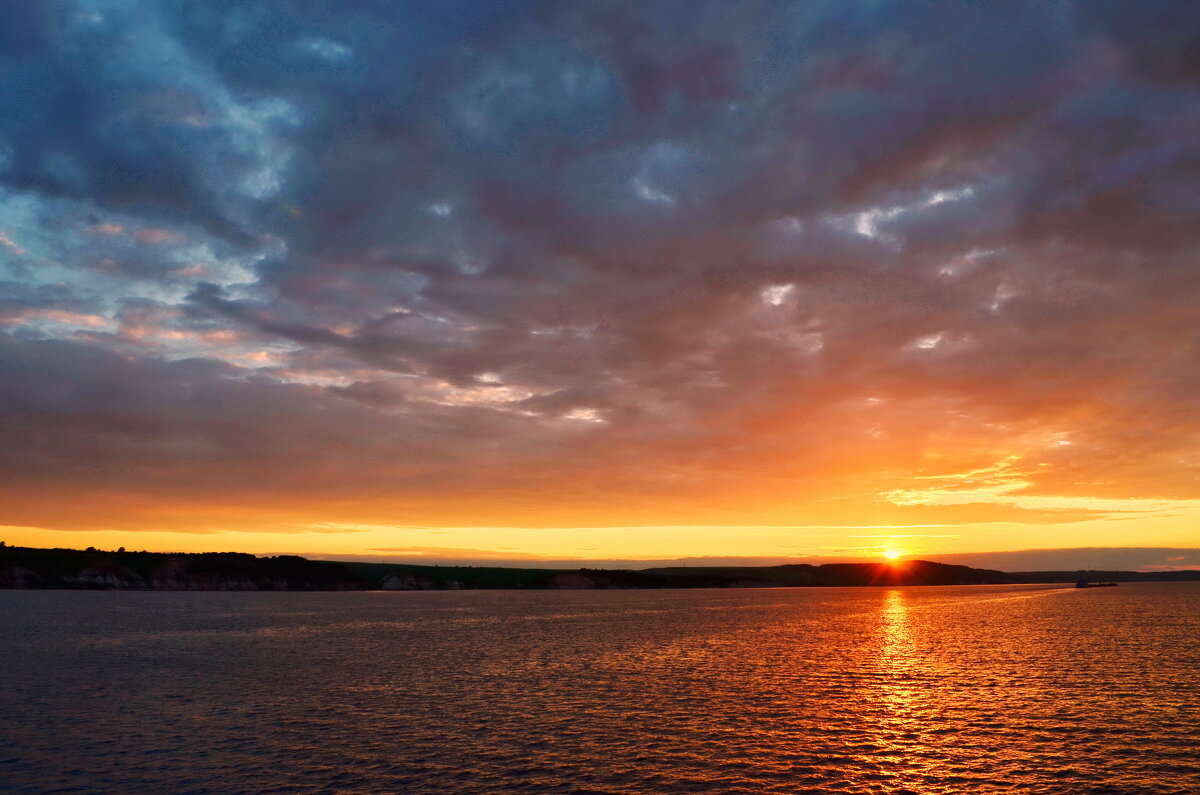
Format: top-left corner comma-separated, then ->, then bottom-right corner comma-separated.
2,583 -> 1198,793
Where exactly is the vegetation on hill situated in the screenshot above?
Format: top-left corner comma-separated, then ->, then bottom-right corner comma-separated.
2,543 -> 1198,590
0,545 -> 366,590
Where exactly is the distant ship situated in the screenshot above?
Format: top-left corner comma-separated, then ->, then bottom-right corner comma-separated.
1075,580 -> 1118,589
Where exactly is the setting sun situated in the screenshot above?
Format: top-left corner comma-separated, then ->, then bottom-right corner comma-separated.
884,549 -> 905,561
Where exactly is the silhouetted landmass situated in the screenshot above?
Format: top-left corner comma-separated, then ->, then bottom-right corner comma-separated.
641,560 -> 1011,587
2,544 -> 1199,590
1004,569 -> 1200,584
0,545 -> 366,590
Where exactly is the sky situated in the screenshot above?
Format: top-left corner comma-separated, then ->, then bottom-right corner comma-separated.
1,1 -> 1199,569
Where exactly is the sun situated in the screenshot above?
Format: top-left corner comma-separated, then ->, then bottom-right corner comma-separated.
883,548 -> 905,561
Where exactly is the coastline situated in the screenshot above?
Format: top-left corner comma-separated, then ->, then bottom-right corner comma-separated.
3,544 -> 1198,591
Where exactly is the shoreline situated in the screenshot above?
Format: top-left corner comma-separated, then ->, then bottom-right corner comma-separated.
3,544 -> 1198,592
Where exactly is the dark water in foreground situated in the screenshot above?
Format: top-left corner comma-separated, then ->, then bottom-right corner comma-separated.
2,584 -> 1198,794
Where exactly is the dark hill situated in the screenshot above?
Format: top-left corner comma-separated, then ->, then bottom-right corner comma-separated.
3,544 -> 1198,590
0,545 -> 367,590
644,560 -> 1010,587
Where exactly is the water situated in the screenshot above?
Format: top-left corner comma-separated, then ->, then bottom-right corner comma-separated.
2,583 -> 1198,794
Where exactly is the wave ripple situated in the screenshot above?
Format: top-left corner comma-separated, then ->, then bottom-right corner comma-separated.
2,583 -> 1198,794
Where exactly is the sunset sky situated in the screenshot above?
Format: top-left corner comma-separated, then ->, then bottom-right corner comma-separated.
2,1 -> 1199,568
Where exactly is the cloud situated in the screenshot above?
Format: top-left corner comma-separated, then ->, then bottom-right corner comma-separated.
2,1 -> 1200,547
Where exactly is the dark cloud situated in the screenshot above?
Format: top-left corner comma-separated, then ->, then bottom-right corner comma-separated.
3,1 -> 1200,538
1079,0 -> 1200,83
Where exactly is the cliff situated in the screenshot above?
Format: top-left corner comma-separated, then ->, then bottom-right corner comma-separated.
0,546 -> 369,591
3,544 -> 1198,590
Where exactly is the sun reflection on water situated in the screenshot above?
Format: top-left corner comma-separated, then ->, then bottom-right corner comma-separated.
881,588 -> 910,652
869,589 -> 928,786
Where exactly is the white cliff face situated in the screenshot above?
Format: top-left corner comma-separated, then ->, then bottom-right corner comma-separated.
64,566 -> 146,589
380,573 -> 436,590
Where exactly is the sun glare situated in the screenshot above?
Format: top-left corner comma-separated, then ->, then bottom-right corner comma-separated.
883,548 -> 905,561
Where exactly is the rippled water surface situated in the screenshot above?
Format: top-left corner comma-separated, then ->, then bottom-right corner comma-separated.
2,583 -> 1198,794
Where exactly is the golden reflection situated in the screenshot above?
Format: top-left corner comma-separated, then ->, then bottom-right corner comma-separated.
880,589 -> 915,679
867,589 -> 925,786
